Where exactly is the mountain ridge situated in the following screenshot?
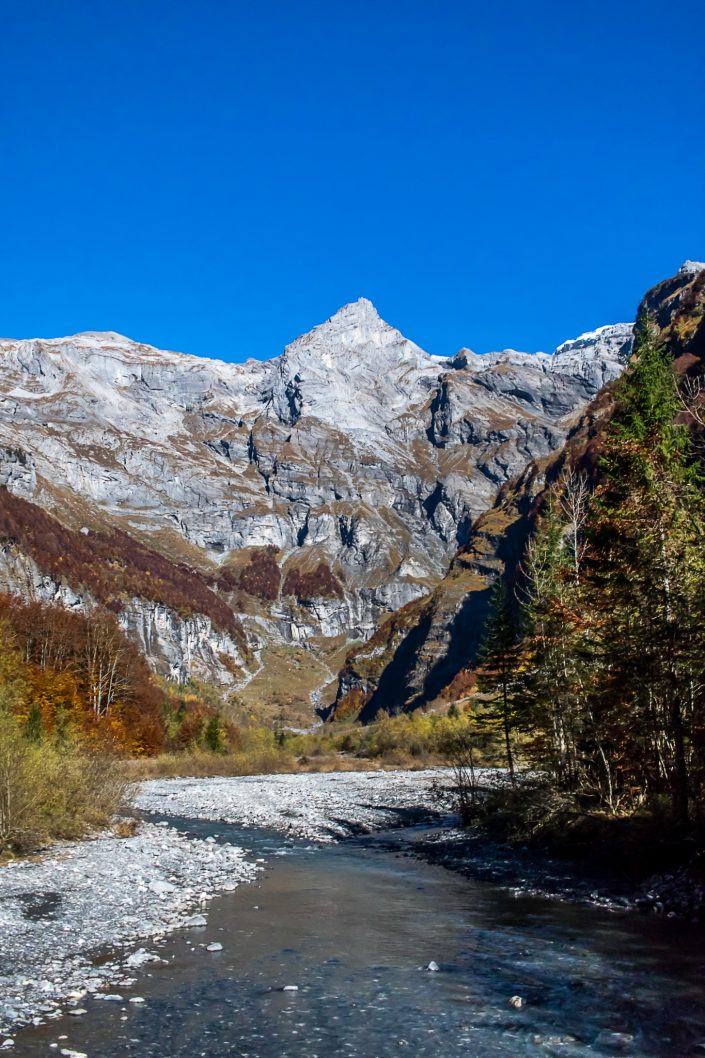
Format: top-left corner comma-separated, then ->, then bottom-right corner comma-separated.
2,296 -> 633,369
0,294 -> 635,718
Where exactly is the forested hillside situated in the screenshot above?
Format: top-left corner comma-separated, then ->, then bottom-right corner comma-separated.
478,314 -> 705,833
329,263 -> 705,861
336,263 -> 705,731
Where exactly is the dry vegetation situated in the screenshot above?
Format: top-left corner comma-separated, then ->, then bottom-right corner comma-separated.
0,488 -> 245,642
0,594 -> 247,759
230,637 -> 349,727
0,711 -> 129,855
282,561 -> 343,600
217,546 -> 282,602
129,709 -> 505,780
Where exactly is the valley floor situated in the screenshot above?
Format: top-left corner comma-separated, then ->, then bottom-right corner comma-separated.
138,770 -> 699,918
0,769 -> 448,1040
135,767 -> 456,840
1,768 -> 700,1047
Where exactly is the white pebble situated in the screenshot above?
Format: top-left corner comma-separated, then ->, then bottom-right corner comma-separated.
183,914 -> 207,928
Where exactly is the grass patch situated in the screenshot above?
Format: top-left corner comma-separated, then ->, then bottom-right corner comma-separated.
229,636 -> 349,727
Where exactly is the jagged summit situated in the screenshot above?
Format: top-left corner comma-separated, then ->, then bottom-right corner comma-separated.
297,296 -> 392,345
554,322 -> 634,356
679,260 -> 705,275
328,297 -> 381,325
283,296 -> 426,374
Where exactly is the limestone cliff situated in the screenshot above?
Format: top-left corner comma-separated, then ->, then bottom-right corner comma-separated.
0,298 -> 632,699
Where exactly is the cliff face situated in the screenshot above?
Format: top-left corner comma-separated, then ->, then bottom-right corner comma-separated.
334,263 -> 705,720
0,492 -> 253,687
0,298 -> 631,704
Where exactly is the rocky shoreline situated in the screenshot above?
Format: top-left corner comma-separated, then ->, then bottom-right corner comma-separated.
138,770 -> 705,923
2,768 -> 702,1046
0,821 -> 259,1041
395,826 -> 705,924
135,767 -> 453,841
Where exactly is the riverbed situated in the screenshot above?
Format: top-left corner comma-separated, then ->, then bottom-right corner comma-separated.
6,809 -> 705,1058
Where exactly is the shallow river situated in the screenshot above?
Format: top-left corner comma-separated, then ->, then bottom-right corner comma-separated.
11,817 -> 705,1058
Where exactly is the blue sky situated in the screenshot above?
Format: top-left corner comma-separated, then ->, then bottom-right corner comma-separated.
2,1 -> 704,361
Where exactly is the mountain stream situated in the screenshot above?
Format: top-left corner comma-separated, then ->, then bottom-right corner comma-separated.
9,816 -> 705,1058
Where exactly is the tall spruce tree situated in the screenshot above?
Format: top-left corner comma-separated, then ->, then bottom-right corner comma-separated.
204,712 -> 226,753
476,577 -> 522,782
517,496 -> 588,792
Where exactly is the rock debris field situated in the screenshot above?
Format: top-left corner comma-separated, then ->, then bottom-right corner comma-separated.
136,768 -> 455,840
0,769 -> 452,1041
0,820 -> 258,1040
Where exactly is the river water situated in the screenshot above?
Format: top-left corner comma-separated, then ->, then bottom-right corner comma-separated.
10,817 -> 705,1058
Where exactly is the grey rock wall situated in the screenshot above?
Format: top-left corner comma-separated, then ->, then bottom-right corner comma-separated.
0,301 -> 632,672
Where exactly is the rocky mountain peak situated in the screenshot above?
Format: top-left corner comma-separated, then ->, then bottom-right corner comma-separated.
553,322 -> 634,359
284,296 -> 423,364
678,260 -> 705,275
275,298 -> 430,416
327,297 -> 382,326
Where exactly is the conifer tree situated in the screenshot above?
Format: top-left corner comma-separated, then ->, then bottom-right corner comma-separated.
517,496 -> 587,792
476,577 -> 522,781
582,319 -> 705,825
204,712 -> 226,753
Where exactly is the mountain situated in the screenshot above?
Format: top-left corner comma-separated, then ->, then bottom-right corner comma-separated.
0,298 -> 632,719
333,262 -> 705,721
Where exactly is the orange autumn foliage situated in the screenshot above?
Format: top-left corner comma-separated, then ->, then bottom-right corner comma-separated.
0,593 -> 239,757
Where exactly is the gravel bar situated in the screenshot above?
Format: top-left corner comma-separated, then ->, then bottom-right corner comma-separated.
136,767 -> 472,839
0,821 -> 258,1038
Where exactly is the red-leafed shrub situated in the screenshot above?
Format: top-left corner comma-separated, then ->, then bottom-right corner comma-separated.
282,562 -> 343,600
0,488 -> 244,644
217,547 -> 281,602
